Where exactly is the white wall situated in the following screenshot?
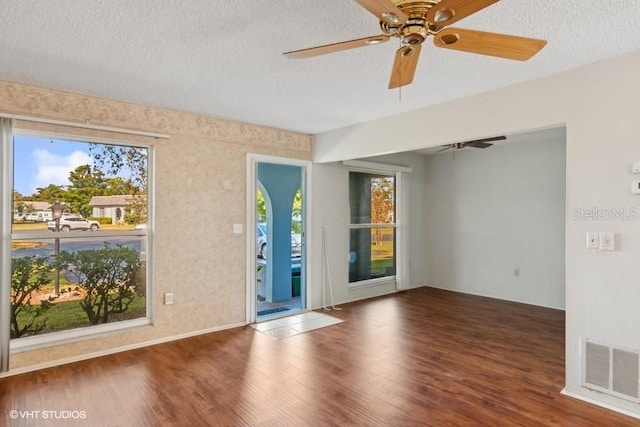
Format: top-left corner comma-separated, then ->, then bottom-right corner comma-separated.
309,152 -> 427,308
313,50 -> 640,416
424,135 -> 566,309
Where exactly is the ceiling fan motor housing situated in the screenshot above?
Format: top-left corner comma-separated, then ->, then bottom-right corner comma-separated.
381,1 -> 445,45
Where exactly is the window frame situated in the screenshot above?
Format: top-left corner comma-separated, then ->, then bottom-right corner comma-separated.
6,128 -> 154,352
347,167 -> 398,288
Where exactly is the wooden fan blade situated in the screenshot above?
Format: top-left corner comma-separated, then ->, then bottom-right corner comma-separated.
354,0 -> 408,25
436,146 -> 453,153
284,35 -> 390,59
427,0 -> 499,26
465,141 -> 493,149
468,136 -> 506,145
434,28 -> 547,61
389,44 -> 422,89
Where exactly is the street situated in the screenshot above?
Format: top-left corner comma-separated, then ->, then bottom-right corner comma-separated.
12,235 -> 145,259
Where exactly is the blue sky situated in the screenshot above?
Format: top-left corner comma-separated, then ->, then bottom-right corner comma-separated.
13,135 -> 96,195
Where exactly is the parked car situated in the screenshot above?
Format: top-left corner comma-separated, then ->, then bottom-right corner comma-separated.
23,212 -> 41,221
257,223 -> 302,259
48,216 -> 100,232
23,211 -> 55,222
133,223 -> 147,231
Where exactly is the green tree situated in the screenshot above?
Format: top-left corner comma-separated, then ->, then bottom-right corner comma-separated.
55,244 -> 143,325
12,190 -> 27,215
292,188 -> 302,234
371,177 -> 394,245
65,165 -> 107,217
89,144 -> 147,190
257,189 -> 266,221
33,184 -> 67,203
11,256 -> 52,338
90,144 -> 148,223
105,177 -> 139,196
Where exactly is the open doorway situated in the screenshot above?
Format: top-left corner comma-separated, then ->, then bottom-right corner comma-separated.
246,155 -> 310,323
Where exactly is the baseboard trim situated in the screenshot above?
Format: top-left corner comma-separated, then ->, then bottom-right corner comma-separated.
309,286 -> 417,311
1,321 -> 246,378
561,388 -> 640,420
426,284 -> 565,311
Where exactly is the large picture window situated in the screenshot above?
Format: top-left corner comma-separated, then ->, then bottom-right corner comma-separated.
8,132 -> 150,342
348,171 -> 396,284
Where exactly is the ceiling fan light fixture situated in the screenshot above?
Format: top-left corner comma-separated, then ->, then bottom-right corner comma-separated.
433,8 -> 455,23
402,33 -> 425,46
381,12 -> 401,24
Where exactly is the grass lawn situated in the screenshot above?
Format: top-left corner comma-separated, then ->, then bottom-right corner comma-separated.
370,229 -> 395,275
15,295 -> 146,336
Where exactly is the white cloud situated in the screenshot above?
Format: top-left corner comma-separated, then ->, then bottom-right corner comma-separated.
31,149 -> 92,191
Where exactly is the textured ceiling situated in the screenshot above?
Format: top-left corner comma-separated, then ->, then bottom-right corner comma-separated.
1,1 -> 639,134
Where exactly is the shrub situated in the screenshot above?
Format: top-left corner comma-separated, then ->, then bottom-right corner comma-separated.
89,217 -> 113,225
54,243 -> 143,325
11,256 -> 52,338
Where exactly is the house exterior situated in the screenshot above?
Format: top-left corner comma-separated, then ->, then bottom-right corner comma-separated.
88,195 -> 136,224
14,201 -> 55,221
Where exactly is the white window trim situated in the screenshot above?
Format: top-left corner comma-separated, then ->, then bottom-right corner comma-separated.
10,318 -> 152,353
347,168 -> 402,289
346,163 -> 411,290
1,118 -> 13,372
4,128 -> 154,353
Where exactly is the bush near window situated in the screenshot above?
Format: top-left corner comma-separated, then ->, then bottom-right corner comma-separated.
10,245 -> 145,339
10,256 -> 52,338
54,244 -> 143,325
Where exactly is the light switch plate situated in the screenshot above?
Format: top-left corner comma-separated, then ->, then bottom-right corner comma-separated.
586,232 -> 599,249
599,232 -> 615,251
233,223 -> 243,234
164,292 -> 174,305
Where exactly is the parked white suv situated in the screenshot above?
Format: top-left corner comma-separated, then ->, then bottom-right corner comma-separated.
48,216 -> 100,232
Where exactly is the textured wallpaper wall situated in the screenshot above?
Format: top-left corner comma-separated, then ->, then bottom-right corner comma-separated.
0,80 -> 312,370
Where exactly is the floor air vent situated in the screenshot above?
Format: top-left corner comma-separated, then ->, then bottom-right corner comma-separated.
583,339 -> 640,402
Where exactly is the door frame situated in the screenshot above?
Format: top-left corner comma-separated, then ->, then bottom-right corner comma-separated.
245,154 -> 312,324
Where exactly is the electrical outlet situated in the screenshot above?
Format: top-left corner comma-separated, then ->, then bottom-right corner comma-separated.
632,161 -> 640,174
164,292 -> 174,305
233,223 -> 243,234
632,181 -> 640,194
586,232 -> 599,249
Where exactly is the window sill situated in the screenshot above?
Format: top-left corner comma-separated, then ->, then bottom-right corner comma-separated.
348,276 -> 396,290
10,317 -> 152,354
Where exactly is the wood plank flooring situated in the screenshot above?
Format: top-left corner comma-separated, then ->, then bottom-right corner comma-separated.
1,287 -> 638,426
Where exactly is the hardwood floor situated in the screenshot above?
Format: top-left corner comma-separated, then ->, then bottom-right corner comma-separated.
1,287 -> 638,426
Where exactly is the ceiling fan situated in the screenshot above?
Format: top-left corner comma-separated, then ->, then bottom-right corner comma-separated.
436,135 -> 506,153
283,0 -> 547,89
